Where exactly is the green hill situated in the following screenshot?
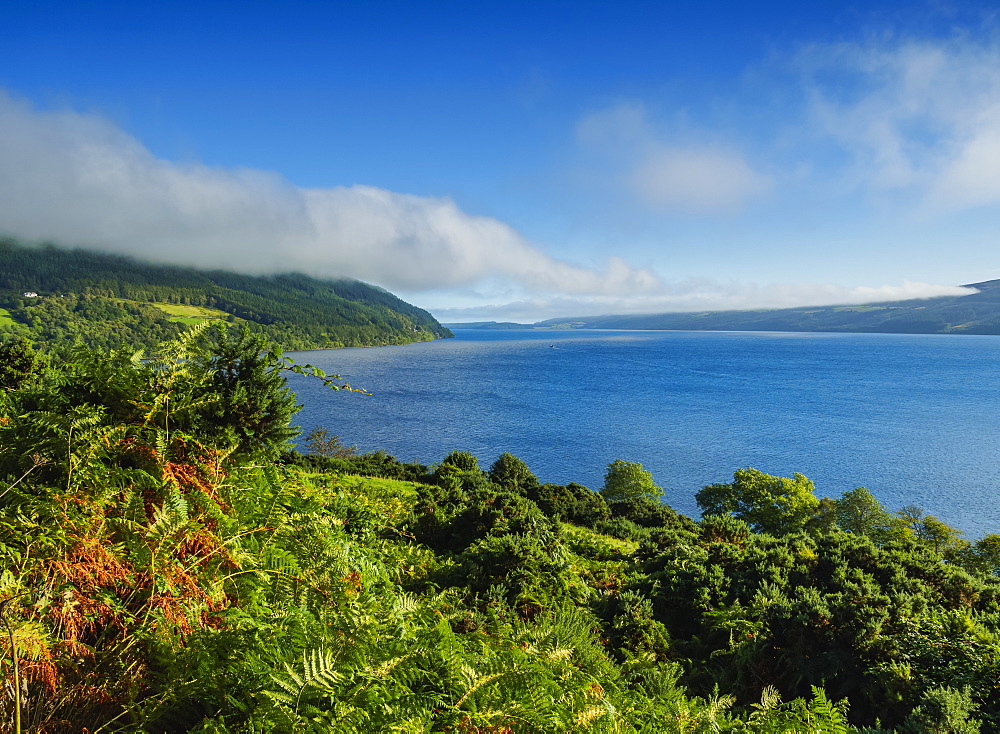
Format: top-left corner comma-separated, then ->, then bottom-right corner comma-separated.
0,239 -> 452,351
531,280 -> 1000,334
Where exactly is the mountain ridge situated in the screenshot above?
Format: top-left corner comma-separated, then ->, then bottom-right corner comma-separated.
447,280 -> 1000,335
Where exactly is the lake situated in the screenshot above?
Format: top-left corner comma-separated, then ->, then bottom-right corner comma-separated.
287,329 -> 1000,538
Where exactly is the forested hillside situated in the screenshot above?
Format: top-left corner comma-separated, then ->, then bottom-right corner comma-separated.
0,239 -> 452,351
452,280 -> 1000,335
0,326 -> 997,732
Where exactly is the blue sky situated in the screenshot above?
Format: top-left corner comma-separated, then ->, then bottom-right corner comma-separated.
2,1 -> 999,320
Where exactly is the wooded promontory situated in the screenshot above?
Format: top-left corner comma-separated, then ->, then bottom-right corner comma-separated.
0,238 -> 452,351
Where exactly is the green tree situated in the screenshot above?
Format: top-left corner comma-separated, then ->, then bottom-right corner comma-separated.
439,450 -> 480,473
183,325 -> 302,461
529,482 -> 610,527
917,516 -> 968,556
433,450 -> 488,491
968,534 -> 1000,576
601,459 -> 662,503
834,487 -> 909,544
900,685 -> 981,733
301,426 -> 357,457
897,505 -> 968,556
695,468 -> 819,535
0,336 -> 43,390
487,452 -> 539,494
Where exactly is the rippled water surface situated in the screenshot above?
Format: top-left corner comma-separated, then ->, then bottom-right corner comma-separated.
287,329 -> 1000,537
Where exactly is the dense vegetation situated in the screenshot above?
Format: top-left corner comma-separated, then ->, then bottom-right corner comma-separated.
451,279 -> 1000,335
0,239 -> 452,352
1,327 -> 999,732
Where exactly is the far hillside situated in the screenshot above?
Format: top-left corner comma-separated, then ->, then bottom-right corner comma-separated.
0,239 -> 452,351
449,280 -> 1000,335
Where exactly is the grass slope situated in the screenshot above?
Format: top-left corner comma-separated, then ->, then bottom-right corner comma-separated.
145,302 -> 231,324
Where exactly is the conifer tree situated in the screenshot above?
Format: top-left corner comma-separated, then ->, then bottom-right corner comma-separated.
186,325 -> 301,460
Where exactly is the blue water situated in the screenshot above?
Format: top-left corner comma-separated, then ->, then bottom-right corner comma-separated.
287,329 -> 1000,538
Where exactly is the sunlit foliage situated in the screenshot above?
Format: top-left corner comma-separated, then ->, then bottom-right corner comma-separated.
0,329 -> 997,732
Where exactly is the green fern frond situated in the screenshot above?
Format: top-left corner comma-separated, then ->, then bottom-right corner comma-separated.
302,647 -> 344,693
755,685 -> 783,712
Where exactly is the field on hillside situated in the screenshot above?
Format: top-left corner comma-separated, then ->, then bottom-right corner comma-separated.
145,301 -> 231,324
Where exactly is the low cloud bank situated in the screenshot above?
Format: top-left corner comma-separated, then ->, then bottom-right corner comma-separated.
433,280 -> 974,323
0,92 -> 659,296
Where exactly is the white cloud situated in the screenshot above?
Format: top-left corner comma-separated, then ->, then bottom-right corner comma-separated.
0,88 -> 977,325
802,36 -> 1000,211
576,103 -> 772,213
0,91 -> 661,296
932,115 -> 1000,208
630,147 -> 772,213
573,36 -> 1000,218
